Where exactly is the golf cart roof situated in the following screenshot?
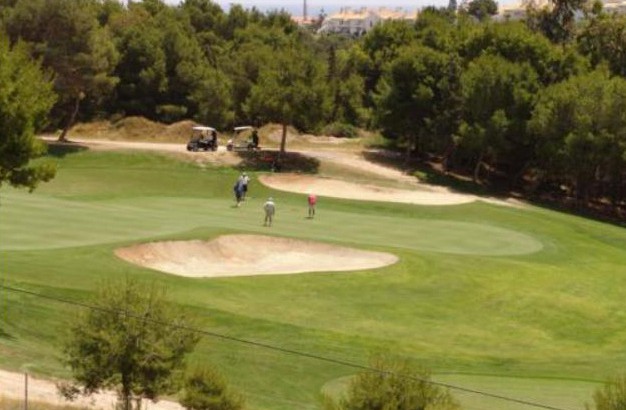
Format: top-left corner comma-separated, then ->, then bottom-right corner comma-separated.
234,126 -> 253,131
192,126 -> 216,131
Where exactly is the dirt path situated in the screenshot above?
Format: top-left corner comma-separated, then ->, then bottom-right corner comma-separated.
0,369 -> 183,409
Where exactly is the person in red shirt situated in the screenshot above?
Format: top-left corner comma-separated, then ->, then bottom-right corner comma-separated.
307,192 -> 317,219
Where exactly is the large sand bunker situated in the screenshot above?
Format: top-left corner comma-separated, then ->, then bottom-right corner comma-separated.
115,235 -> 398,278
260,174 -> 480,206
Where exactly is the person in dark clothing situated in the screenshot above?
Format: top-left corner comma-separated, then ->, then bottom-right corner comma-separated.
233,179 -> 244,207
211,130 -> 218,149
251,129 -> 259,149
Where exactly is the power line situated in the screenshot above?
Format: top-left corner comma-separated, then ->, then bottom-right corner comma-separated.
0,283 -> 573,410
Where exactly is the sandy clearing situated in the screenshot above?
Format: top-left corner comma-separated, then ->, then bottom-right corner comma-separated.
0,369 -> 183,409
115,235 -> 398,278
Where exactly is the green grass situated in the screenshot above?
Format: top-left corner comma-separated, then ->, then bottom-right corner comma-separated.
2,147 -> 626,409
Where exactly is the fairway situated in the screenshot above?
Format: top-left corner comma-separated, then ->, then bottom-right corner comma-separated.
0,190 -> 541,255
2,147 -> 626,410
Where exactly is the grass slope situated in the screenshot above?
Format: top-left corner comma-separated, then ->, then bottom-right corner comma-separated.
2,148 -> 626,409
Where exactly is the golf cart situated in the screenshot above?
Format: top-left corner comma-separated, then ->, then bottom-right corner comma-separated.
227,126 -> 259,151
186,126 -> 218,152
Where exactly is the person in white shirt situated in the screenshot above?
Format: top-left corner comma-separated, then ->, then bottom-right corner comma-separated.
241,172 -> 250,199
263,197 -> 275,226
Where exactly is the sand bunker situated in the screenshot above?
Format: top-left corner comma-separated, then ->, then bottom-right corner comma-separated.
115,235 -> 398,278
259,174 -> 479,206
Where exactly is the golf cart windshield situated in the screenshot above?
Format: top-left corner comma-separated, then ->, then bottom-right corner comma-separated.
192,126 -> 216,139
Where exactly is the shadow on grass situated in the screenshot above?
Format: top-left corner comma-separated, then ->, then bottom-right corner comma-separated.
363,149 -> 626,224
235,150 -> 320,173
45,141 -> 89,158
361,150 -> 496,196
0,327 -> 14,340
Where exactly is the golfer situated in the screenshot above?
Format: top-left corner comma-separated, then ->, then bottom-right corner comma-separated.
241,172 -> 250,199
234,179 -> 244,207
307,192 -> 317,218
263,197 -> 275,226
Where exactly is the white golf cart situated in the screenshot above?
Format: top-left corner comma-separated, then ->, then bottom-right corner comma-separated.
227,126 -> 259,151
186,126 -> 218,152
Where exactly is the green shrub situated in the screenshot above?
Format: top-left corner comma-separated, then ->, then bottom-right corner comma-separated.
587,374 -> 626,410
322,122 -> 359,138
179,367 -> 245,410
324,355 -> 460,410
156,104 -> 188,124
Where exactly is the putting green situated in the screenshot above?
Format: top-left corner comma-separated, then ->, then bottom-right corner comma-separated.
0,190 -> 542,256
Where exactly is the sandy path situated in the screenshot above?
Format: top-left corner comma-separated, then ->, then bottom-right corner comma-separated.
40,136 -> 242,167
0,369 -> 183,409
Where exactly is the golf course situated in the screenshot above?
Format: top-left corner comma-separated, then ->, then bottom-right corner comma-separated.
2,139 -> 626,410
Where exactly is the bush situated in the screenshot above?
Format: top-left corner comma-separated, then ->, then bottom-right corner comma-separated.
322,122 -> 359,138
587,374 -> 626,410
179,367 -> 245,410
324,355 -> 460,410
156,104 -> 188,124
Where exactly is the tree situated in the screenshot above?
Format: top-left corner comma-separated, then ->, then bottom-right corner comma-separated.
108,4 -> 167,119
359,20 -> 417,105
324,355 -> 460,410
528,69 -> 626,205
587,374 -> 626,410
466,0 -> 499,21
525,0 -> 588,43
180,367 -> 245,410
5,0 -> 119,141
0,37 -> 56,192
374,44 -> 459,163
458,54 -> 539,182
244,43 -> 327,154
463,22 -> 586,86
62,279 -> 200,410
578,13 -> 626,77
323,40 -> 368,126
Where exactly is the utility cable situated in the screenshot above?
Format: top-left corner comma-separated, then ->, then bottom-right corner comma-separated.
0,283 -> 573,410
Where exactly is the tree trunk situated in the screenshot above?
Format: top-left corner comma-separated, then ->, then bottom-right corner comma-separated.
442,142 -> 456,175
58,94 -> 81,142
121,373 -> 132,410
510,160 -> 530,190
279,123 -> 287,155
473,151 -> 484,183
404,134 -> 416,167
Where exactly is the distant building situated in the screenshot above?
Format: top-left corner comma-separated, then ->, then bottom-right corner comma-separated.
318,7 -> 418,36
496,0 -> 626,20
603,0 -> 626,14
495,0 -> 551,20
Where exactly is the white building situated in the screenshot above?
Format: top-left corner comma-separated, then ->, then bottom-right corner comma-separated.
318,7 -> 417,36
496,0 -> 551,21
496,0 -> 626,20
603,0 -> 626,13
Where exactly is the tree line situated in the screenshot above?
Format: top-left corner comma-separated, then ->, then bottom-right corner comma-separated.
2,0 -> 626,212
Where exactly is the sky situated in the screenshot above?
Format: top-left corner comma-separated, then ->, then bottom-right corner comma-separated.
177,0 -> 451,15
